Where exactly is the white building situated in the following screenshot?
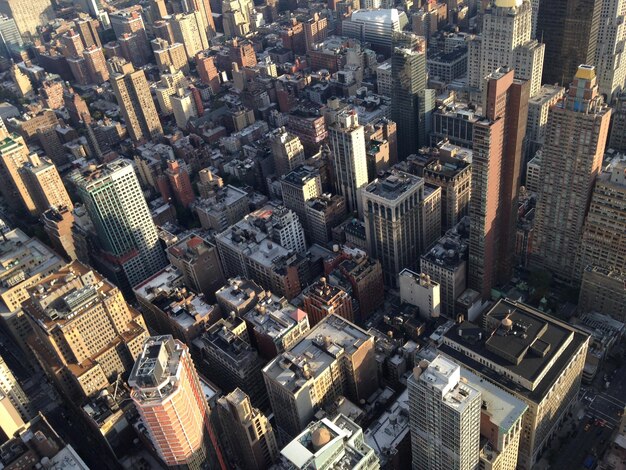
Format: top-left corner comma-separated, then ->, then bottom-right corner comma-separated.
399,268 -> 441,319
595,0 -> 626,102
0,355 -> 31,422
408,355 -> 481,470
342,9 -> 408,55
171,88 -> 197,129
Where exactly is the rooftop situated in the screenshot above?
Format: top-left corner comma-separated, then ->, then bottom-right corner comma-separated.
195,316 -> 258,365
440,299 -> 589,402
363,170 -> 423,201
421,217 -> 470,270
263,315 -> 372,393
129,336 -> 184,401
244,295 -> 308,343
364,388 -> 409,463
281,165 -> 320,187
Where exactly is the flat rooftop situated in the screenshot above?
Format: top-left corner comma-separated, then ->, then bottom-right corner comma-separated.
421,216 -> 469,270
363,170 -> 422,201
440,299 -> 589,402
264,315 -> 371,393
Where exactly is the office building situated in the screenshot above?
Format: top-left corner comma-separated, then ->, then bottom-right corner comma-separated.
108,57 -> 163,143
0,229 -> 64,356
469,68 -> 529,298
215,277 -> 265,316
263,314 -> 378,438
165,159 -> 195,207
578,266 -> 626,321
24,261 -> 149,400
530,65 -> 611,282
421,217 -> 469,317
171,12 -> 209,60
302,277 -> 353,326
305,194 -> 347,245
72,159 -> 167,289
278,414 -> 378,470
408,356 -> 481,470
134,266 -> 220,344
537,0 -> 602,86
129,336 -> 226,470
0,15 -> 22,58
422,143 -> 472,232
281,165 -> 322,232
222,0 -> 254,38
166,235 -> 225,301
42,205 -> 76,260
20,154 -> 73,216
0,355 -> 31,421
153,39 -> 188,73
342,9 -> 407,55
243,294 -> 310,359
0,0 -> 54,36
194,184 -> 250,232
217,388 -> 279,470
399,268 -> 440,319
595,0 -> 626,101
270,128 -> 306,177
439,299 -> 589,469
610,93 -> 626,152
327,107 -> 369,216
0,131 -> 36,215
525,85 -> 565,161
363,170 -> 441,287
193,316 -> 268,408
468,0 -> 544,98
391,33 -> 434,159
574,153 -> 626,278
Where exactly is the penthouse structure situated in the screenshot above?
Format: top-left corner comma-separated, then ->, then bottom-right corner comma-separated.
342,9 -> 407,55
0,228 -> 64,356
193,316 -> 268,408
24,261 -> 149,400
244,294 -> 310,359
194,184 -> 249,232
439,299 -> 589,469
263,315 -> 378,438
362,170 -> 441,287
129,336 -> 225,470
431,102 -> 481,149
278,414 -> 378,469
134,266 -> 220,345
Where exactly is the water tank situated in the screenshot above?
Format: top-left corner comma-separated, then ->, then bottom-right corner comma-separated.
311,427 -> 332,451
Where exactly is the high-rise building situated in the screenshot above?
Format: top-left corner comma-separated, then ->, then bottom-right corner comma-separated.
82,45 -> 108,84
171,88 -> 198,128
24,261 -> 149,400
9,63 -> 31,97
0,130 -> 36,215
530,65 -> 611,282
165,159 -> 195,207
155,67 -> 188,115
281,165 -> 322,232
0,15 -> 22,58
0,355 -> 31,422
610,92 -> 626,152
269,128 -> 306,176
524,85 -> 565,162
217,388 -> 279,470
302,277 -> 353,326
171,12 -> 209,59
342,8 -> 407,55
305,194 -> 347,245
263,314 -> 378,438
536,0 -> 602,87
75,16 -> 101,48
408,355 -> 481,470
578,265 -> 626,321
304,13 -> 328,51
166,235 -> 225,301
196,52 -> 221,93
222,0 -> 254,38
595,0 -> 626,101
440,300 -> 589,469
187,0 -> 216,39
468,0 -> 544,98
363,170 -> 441,287
20,154 -> 73,216
129,336 -> 226,470
469,68 -> 529,298
42,205 -> 76,260
108,57 -> 163,143
399,268 -> 441,319
391,33 -> 434,159
60,29 -> 84,58
153,39 -> 188,73
327,107 -> 368,216
0,0 -> 54,37
574,154 -> 626,277
71,159 -> 167,289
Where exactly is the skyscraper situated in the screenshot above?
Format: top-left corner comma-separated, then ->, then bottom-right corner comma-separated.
0,15 -> 22,58
536,0 -> 602,86
362,170 -> 441,287
170,12 -> 209,59
469,68 -> 529,298
0,355 -> 31,422
327,107 -> 368,216
269,128 -> 306,176
108,57 -> 163,143
408,355 -> 481,470
0,0 -> 54,37
129,336 -> 226,470
72,159 -> 167,288
468,0 -> 544,98
216,388 -> 279,470
595,0 -> 626,101
391,33 -> 434,159
531,65 -> 611,282
0,129 -> 36,215
20,154 -> 73,216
